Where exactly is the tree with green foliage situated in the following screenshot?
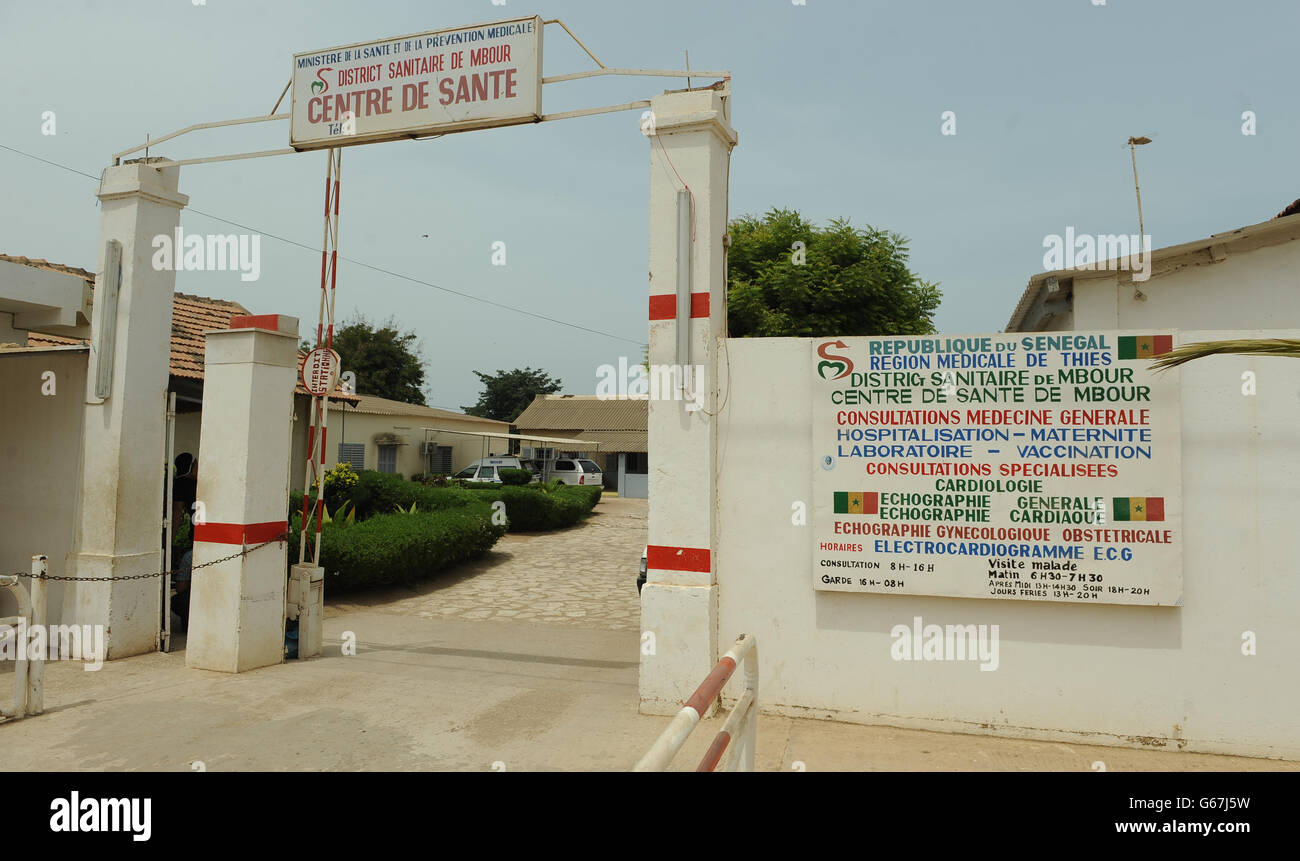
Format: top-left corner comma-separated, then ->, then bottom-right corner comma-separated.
462,367 -> 562,422
320,315 -> 428,405
727,208 -> 941,338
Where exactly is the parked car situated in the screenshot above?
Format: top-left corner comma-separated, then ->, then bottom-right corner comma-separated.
452,463 -> 500,483
637,546 -> 648,593
453,455 -> 539,484
550,457 -> 602,486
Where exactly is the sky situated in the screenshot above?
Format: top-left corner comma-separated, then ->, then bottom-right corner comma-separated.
2,0 -> 1296,411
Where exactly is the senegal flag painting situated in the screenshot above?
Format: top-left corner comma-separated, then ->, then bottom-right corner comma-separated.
1117,334 -> 1173,359
1113,497 -> 1164,521
833,491 -> 879,515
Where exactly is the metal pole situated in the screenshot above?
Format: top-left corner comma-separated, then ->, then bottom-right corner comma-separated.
739,638 -> 758,772
162,391 -> 176,653
1130,142 -> 1144,244
28,556 -> 46,715
675,189 -> 692,372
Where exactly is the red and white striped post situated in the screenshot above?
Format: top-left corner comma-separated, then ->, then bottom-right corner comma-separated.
186,315 -> 299,673
634,634 -> 758,772
299,147 -> 342,566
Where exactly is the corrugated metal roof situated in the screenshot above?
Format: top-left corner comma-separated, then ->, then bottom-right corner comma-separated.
514,394 -> 648,431
330,393 -> 510,426
573,429 -> 647,453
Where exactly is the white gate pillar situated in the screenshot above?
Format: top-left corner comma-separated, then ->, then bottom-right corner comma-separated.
639,86 -> 737,715
68,160 -> 188,659
185,315 -> 298,673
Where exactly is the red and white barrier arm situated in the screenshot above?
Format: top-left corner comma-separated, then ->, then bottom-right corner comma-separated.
633,633 -> 758,772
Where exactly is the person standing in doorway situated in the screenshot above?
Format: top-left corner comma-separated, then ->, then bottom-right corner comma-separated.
171,453 -> 198,631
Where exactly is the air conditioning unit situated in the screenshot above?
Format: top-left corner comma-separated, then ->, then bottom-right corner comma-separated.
418,441 -> 436,455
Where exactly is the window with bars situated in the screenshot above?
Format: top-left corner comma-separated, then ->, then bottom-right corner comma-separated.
337,442 -> 365,471
429,445 -> 453,475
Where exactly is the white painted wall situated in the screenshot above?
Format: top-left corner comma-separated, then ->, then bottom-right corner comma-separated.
715,332 -> 1300,759
173,409 -> 202,460
0,348 -> 88,627
1109,242 -> 1300,330
1027,235 -> 1300,333
287,399 -> 513,490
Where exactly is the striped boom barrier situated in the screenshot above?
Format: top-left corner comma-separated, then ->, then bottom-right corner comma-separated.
633,634 -> 758,772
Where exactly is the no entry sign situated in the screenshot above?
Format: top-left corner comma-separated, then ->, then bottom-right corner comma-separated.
290,16 -> 544,150
302,347 -> 341,396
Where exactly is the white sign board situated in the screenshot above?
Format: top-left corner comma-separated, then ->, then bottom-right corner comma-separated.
291,16 -> 543,150
812,332 -> 1183,606
302,347 -> 340,396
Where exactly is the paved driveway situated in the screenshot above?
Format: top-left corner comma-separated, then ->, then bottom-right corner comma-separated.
329,495 -> 647,631
7,495 -> 1296,771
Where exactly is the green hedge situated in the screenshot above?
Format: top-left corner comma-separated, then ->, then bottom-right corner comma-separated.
560,484 -> 603,509
326,470 -> 482,520
471,483 -> 603,531
287,505 -> 506,592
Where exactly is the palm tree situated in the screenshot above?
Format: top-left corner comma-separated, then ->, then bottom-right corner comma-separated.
1150,338 -> 1300,371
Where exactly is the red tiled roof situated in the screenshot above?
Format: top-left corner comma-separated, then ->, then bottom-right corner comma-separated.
4,254 -> 355,401
171,293 -> 253,379
0,254 -> 94,281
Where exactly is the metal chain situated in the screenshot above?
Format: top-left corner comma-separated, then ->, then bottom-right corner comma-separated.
11,534 -> 288,582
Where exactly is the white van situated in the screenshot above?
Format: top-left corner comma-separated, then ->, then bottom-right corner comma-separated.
452,456 -> 539,483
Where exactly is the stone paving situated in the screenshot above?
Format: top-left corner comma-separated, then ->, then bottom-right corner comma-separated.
327,495 -> 646,631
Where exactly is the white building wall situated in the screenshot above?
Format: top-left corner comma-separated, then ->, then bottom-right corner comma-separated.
1104,242 -> 1300,330
716,333 -> 1300,759
0,349 -> 89,626
173,409 -> 202,460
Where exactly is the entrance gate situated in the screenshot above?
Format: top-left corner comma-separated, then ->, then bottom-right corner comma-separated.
66,14 -> 736,702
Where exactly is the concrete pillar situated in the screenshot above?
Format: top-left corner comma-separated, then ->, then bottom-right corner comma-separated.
185,315 -> 298,673
68,160 -> 188,659
639,86 -> 737,715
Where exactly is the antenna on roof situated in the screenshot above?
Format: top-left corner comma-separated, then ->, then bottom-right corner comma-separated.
1126,135 -> 1155,301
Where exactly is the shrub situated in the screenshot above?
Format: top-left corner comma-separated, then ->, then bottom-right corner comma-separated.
499,467 -> 533,486
321,462 -> 360,512
558,484 -> 603,510
325,462 -> 359,492
287,504 -> 506,592
338,470 -> 481,520
470,483 -> 602,531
